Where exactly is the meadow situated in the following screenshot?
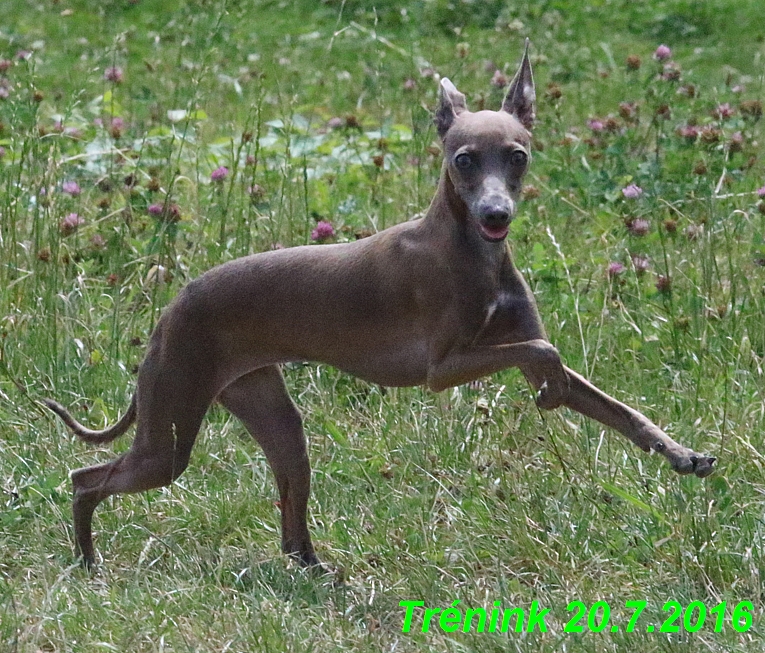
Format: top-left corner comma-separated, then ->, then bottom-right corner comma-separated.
1,0 -> 764,650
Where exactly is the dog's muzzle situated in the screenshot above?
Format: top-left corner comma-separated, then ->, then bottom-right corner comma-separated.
475,197 -> 514,242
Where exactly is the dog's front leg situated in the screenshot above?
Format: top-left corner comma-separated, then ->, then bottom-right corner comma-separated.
427,338 -> 570,407
523,364 -> 715,477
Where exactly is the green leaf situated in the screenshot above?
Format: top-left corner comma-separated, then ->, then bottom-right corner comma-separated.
600,481 -> 668,524
324,420 -> 348,446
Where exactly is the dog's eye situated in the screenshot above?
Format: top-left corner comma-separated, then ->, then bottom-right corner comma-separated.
454,153 -> 473,169
510,150 -> 528,167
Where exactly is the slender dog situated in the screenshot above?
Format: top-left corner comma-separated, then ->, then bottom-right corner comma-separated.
44,42 -> 715,569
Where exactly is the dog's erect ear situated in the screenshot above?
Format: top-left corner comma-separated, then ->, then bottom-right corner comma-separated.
435,78 -> 467,140
502,39 -> 536,130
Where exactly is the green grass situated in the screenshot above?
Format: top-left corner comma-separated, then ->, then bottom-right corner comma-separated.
1,1 -> 765,651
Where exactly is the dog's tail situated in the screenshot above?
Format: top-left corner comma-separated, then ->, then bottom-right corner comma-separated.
42,394 -> 137,444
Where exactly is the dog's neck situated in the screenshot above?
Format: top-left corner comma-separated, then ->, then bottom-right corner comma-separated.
423,165 -> 511,269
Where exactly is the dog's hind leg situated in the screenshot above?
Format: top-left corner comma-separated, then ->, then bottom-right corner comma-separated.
218,365 -> 321,568
70,386 -> 211,567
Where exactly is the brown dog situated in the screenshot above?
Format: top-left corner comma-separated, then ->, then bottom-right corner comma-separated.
44,42 -> 714,569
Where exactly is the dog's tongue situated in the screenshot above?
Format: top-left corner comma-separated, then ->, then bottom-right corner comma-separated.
480,223 -> 509,241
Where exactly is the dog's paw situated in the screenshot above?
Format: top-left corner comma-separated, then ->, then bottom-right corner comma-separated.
76,554 -> 98,573
681,454 -> 716,478
285,545 -> 328,570
653,441 -> 716,478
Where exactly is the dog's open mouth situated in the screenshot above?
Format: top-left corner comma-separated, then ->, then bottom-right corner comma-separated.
478,222 -> 510,242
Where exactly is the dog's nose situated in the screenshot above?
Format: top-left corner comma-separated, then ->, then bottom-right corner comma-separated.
478,198 -> 514,225
483,207 -> 510,225
473,186 -> 515,225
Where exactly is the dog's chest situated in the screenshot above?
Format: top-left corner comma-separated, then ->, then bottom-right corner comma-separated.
477,289 -> 542,344
486,290 -> 524,325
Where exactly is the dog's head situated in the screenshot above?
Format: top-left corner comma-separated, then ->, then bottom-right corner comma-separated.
435,40 -> 535,243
